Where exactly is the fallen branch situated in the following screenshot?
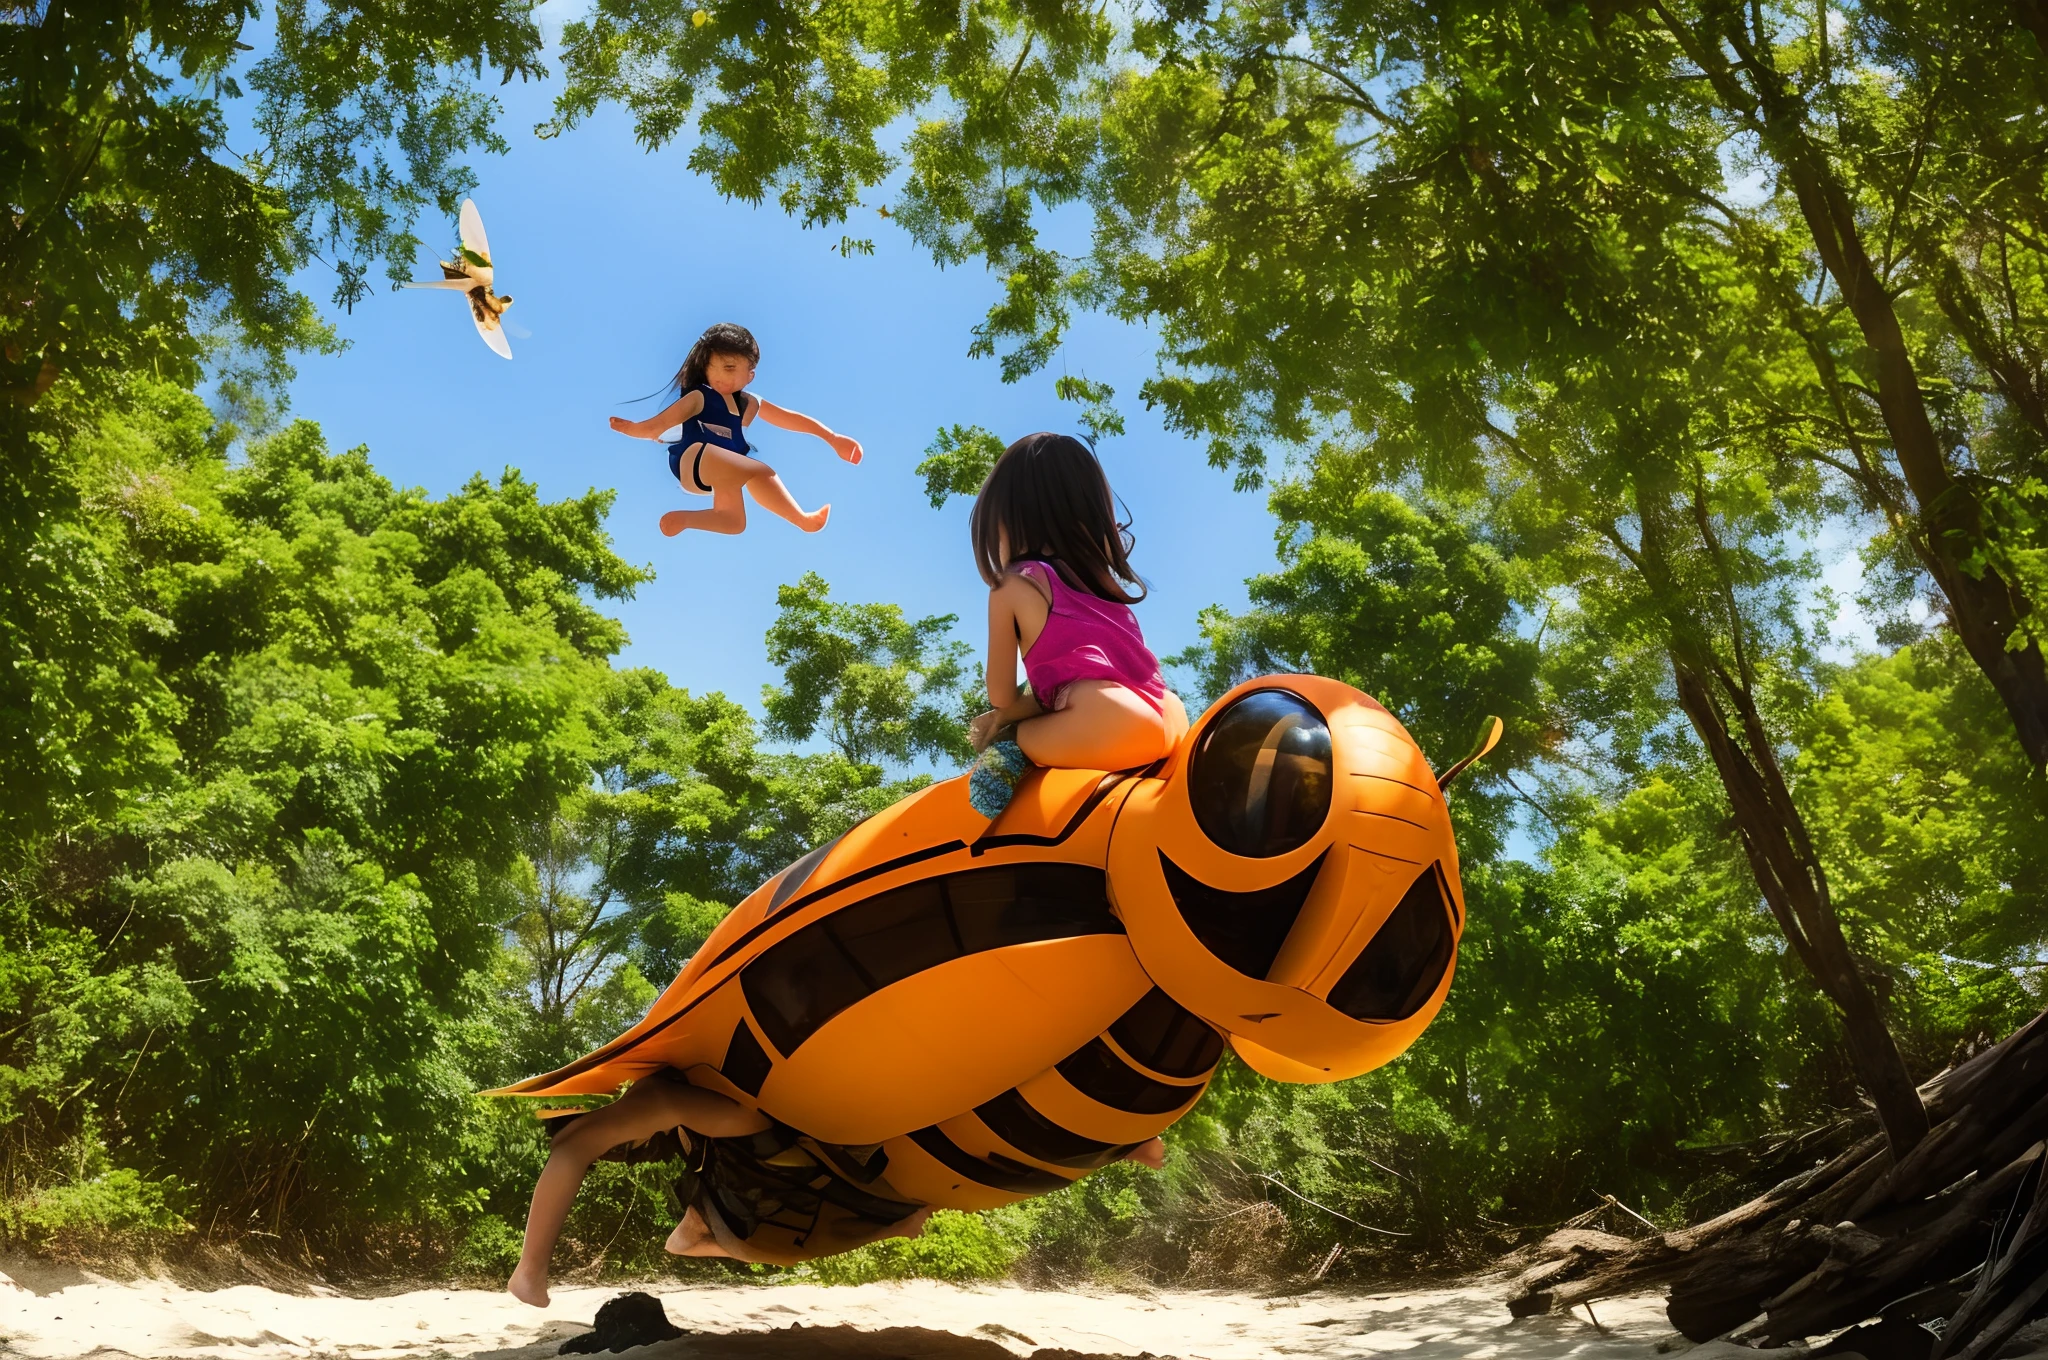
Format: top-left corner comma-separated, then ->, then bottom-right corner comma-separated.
1501,1006 -> 2048,1353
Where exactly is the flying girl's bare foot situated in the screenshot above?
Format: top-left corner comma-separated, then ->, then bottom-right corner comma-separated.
660,510 -> 689,536
798,503 -> 830,533
507,1262 -> 550,1307
1122,1136 -> 1166,1170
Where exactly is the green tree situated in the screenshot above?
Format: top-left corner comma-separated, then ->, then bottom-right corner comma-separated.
1178,477 -> 1548,860
503,806 -> 654,1075
0,383 -> 643,1238
3,0 -> 545,860
917,425 -> 1006,509
1793,637 -> 2048,1057
762,571 -> 976,769
3,0 -> 544,403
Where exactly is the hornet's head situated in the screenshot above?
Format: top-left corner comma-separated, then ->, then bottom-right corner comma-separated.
1107,675 -> 1469,1083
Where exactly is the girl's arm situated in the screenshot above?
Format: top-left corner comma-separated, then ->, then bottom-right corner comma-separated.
970,577 -> 1048,749
755,396 -> 864,464
609,390 -> 702,440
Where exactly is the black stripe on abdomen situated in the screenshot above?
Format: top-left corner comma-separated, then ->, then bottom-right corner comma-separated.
1109,987 -> 1225,1078
1056,1039 -> 1207,1114
974,1089 -> 1134,1169
741,863 -> 1123,1056
907,1126 -> 1073,1194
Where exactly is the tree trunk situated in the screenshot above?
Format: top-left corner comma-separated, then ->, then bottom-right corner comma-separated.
1667,655 -> 1930,1155
1770,139 -> 2048,771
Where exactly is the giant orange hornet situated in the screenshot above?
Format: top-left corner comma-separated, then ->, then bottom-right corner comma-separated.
498,675 -> 1497,1263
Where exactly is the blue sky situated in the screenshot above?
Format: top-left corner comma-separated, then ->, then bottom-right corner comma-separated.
280,70 -> 1281,749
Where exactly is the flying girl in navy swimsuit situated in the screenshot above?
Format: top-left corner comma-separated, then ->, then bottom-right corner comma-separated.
609,322 -> 863,536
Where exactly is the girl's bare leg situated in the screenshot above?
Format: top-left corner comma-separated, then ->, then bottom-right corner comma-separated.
507,1078 -> 767,1307
740,467 -> 828,533
1123,1136 -> 1166,1169
1162,691 -> 1191,749
661,479 -> 746,536
1015,680 -> 1177,771
662,448 -> 823,534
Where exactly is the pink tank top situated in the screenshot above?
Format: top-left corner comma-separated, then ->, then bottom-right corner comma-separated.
1012,558 -> 1167,713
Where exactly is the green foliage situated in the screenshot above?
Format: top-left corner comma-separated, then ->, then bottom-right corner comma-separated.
917,424 -> 1006,509
1794,639 -> 2048,1057
806,1208 -> 1028,1284
1054,375 -> 1124,447
762,572 -> 976,769
0,381 -> 640,1243
0,1169 -> 190,1249
455,1212 -> 526,1275
1,0 -> 544,406
1178,474 -> 1549,860
635,894 -> 735,986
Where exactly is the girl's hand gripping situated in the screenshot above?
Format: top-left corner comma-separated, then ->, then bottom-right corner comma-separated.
828,433 -> 864,465
969,709 -> 1003,753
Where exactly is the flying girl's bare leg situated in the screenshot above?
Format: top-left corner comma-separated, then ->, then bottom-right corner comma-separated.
1015,680 -> 1178,771
508,1076 -> 768,1307
661,446 -> 826,535
738,464 -> 829,533
661,456 -> 747,536
660,481 -> 744,535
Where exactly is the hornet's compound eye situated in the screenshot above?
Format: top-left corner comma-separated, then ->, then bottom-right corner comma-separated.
1188,690 -> 1334,858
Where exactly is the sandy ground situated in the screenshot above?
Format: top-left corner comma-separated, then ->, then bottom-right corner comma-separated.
0,1264 -> 1713,1360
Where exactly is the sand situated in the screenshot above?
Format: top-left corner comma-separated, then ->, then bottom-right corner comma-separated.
0,1263 -> 1705,1360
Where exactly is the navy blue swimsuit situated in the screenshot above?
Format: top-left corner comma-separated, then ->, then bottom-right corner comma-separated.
667,385 -> 756,493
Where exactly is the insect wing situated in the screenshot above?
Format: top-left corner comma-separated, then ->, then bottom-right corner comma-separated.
475,310 -> 513,360
459,199 -> 493,267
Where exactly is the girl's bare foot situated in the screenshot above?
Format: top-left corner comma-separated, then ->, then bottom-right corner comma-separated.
797,504 -> 830,533
1123,1137 -> 1166,1170
507,1263 -> 550,1307
665,1206 -> 732,1258
660,510 -> 689,536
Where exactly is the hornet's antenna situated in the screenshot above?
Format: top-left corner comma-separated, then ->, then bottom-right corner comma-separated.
1437,716 -> 1504,791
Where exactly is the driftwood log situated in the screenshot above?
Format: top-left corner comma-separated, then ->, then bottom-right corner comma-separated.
1506,1007 -> 2048,1358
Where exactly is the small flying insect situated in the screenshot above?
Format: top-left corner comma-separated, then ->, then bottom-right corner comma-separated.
406,198 -> 514,360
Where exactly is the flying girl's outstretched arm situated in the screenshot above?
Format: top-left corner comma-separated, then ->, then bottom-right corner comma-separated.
968,574 -> 1050,751
610,389 -> 704,440
755,396 -> 864,464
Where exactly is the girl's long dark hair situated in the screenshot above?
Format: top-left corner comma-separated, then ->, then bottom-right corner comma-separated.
673,322 -> 760,393
970,433 -> 1146,604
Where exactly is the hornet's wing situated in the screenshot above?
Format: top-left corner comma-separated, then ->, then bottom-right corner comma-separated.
474,307 -> 513,360
404,278 -> 473,290
459,199 -> 492,266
